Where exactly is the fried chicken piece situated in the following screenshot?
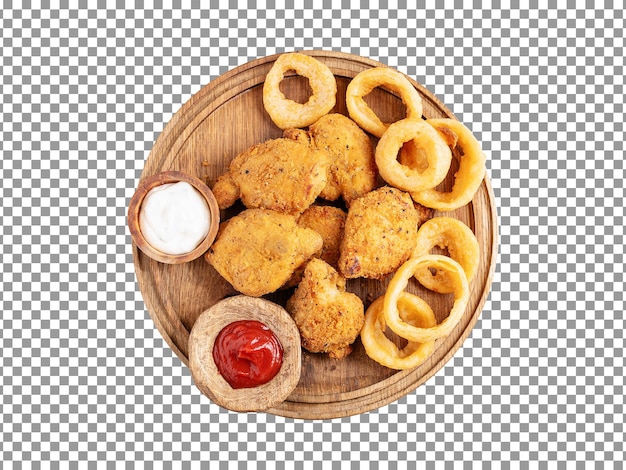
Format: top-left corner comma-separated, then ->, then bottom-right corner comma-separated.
286,258 -> 364,359
211,137 -> 329,215
338,186 -> 419,280
297,205 -> 347,268
309,114 -> 377,205
284,114 -> 377,206
205,209 -> 323,297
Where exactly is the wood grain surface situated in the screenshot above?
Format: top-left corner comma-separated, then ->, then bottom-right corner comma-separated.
130,51 -> 498,419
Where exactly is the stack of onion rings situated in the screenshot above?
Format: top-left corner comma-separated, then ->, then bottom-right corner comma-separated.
263,52 -> 337,130
410,119 -> 486,211
384,255 -> 469,344
360,292 -> 436,370
360,254 -> 470,369
375,118 -> 452,192
412,217 -> 480,293
346,67 -> 423,138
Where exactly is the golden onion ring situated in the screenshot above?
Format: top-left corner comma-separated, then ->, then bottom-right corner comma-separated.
375,118 -> 452,192
361,293 -> 436,370
412,217 -> 480,293
263,52 -> 337,129
410,119 -> 486,211
384,255 -> 469,343
346,67 -> 423,138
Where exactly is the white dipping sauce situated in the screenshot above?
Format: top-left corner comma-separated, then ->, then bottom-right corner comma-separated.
139,181 -> 211,255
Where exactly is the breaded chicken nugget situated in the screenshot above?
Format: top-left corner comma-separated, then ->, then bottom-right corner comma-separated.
297,205 -> 347,268
205,209 -> 323,297
338,186 -> 419,280
211,137 -> 329,215
309,114 -> 377,205
283,114 -> 377,206
286,258 -> 364,359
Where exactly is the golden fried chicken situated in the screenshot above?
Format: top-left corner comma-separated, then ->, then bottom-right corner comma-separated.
309,114 -> 377,205
297,205 -> 347,268
211,137 -> 329,215
286,258 -> 364,359
284,113 -> 377,206
205,209 -> 323,297
338,186 -> 419,280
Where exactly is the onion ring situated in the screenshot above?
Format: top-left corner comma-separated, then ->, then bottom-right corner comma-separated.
375,118 -> 452,192
346,67 -> 423,138
410,119 -> 486,211
412,217 -> 480,293
361,293 -> 436,370
263,52 -> 337,130
384,255 -> 469,343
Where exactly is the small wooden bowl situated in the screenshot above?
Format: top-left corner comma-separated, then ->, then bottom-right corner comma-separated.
127,171 -> 220,264
189,295 -> 302,412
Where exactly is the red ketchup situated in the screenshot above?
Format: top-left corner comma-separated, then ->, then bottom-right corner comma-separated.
212,320 -> 284,389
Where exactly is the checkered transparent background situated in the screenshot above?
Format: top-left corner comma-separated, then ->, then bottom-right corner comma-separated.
1,1 -> 624,467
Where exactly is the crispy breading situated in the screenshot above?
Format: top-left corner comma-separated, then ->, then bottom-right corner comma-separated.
338,186 -> 419,280
286,258 -> 364,359
205,209 -> 323,297
211,137 -> 329,215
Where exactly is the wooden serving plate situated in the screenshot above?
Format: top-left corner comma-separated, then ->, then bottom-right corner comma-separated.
131,51 -> 498,420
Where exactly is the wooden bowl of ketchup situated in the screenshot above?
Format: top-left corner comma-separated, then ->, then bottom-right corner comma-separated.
188,295 -> 302,412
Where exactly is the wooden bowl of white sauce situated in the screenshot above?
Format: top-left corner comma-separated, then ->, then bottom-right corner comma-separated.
128,171 -> 220,264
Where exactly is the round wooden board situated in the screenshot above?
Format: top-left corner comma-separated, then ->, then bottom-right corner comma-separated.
131,51 -> 498,420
